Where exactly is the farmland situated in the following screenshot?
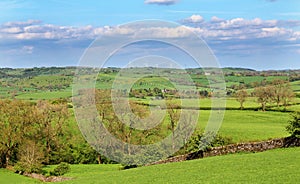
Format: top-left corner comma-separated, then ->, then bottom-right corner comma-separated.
0,67 -> 299,183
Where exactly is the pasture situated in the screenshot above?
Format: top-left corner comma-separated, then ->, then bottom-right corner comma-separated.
1,147 -> 298,184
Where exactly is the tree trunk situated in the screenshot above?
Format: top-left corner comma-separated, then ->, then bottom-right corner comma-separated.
97,154 -> 101,164
5,152 -> 10,168
262,103 -> 266,111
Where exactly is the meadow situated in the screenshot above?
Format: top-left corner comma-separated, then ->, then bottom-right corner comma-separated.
1,147 -> 299,184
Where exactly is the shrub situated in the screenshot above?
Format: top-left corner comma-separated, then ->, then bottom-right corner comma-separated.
50,162 -> 70,176
14,141 -> 44,174
286,112 -> 300,138
186,131 -> 233,153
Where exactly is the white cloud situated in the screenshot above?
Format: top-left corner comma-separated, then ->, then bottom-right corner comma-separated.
144,0 -> 178,6
211,16 -> 224,23
4,19 -> 41,27
1,27 -> 22,33
1,18 -> 300,58
1,18 -> 300,43
183,15 -> 204,23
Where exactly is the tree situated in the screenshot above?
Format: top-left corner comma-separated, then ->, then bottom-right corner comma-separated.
35,101 -> 69,164
235,89 -> 248,109
254,86 -> 274,111
0,100 -> 35,167
271,79 -> 294,108
286,112 -> 300,138
166,99 -> 181,151
15,140 -> 44,174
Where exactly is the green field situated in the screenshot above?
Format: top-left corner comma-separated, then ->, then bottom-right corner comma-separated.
216,110 -> 290,142
291,80 -> 300,92
2,147 -> 298,184
16,90 -> 72,100
140,97 -> 260,109
0,169 -> 40,184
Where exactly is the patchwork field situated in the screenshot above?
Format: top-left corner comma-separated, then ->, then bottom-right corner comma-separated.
0,67 -> 299,183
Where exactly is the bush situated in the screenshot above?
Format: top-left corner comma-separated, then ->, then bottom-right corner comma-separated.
14,162 -> 43,175
286,112 -> 300,138
14,140 -> 44,174
50,162 -> 70,176
186,130 -> 233,153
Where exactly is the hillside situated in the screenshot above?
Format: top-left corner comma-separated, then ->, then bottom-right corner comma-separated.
1,147 -> 299,183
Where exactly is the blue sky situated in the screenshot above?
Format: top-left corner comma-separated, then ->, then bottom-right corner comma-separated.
0,0 -> 300,70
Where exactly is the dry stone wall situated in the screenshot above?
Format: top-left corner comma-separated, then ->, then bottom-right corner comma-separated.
147,137 -> 300,166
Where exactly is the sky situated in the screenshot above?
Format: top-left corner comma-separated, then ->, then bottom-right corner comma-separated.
0,0 -> 300,70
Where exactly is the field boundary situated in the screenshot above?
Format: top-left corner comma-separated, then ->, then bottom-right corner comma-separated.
147,136 -> 300,166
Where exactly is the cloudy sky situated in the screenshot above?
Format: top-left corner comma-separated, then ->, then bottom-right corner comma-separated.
0,0 -> 300,70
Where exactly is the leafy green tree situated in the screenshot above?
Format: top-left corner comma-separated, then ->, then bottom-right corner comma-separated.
0,100 -> 34,167
286,112 -> 300,138
35,101 -> 69,164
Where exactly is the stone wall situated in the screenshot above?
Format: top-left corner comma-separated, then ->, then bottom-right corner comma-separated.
147,137 -> 300,166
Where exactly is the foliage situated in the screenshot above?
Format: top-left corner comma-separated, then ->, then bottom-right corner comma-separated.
49,162 -> 70,176
14,140 -> 44,174
271,79 -> 294,108
286,112 -> 300,138
0,100 -> 35,167
235,89 -> 248,109
0,100 -> 71,168
185,130 -> 233,153
254,86 -> 274,111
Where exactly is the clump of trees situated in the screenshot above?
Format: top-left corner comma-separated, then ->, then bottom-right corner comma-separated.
234,79 -> 294,111
0,99 -> 101,174
254,79 -> 294,111
0,100 -> 70,171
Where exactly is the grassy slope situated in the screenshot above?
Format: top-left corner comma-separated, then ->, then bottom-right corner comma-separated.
1,148 -> 299,184
59,147 -> 299,184
0,169 -> 40,184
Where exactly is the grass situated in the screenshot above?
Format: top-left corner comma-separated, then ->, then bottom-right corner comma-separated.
291,80 -> 300,92
0,169 -> 40,184
27,147 -> 300,183
216,110 -> 290,142
16,90 -> 72,100
1,147 -> 299,183
138,97 -> 260,109
62,147 -> 300,184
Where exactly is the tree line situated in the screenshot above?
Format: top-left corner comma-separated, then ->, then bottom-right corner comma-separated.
235,79 -> 295,111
